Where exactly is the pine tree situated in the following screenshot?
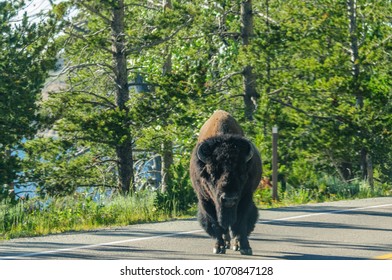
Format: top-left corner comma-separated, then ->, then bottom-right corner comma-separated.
33,0 -> 194,195
0,1 -> 57,192
253,0 -> 392,186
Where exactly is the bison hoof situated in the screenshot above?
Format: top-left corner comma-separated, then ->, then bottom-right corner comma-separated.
213,246 -> 226,254
240,248 -> 253,255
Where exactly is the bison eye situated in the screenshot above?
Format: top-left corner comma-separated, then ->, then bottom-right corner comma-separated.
206,164 -> 222,176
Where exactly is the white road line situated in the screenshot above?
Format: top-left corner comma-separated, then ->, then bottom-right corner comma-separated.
260,203 -> 392,223
2,202 -> 392,259
0,229 -> 203,260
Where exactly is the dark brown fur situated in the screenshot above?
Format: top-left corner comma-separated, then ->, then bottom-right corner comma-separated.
190,110 -> 262,255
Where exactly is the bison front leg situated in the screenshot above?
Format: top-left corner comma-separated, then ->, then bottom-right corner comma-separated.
198,209 -> 227,254
231,202 -> 258,255
232,236 -> 252,255
230,232 -> 252,255
223,231 -> 231,249
231,237 -> 240,252
212,224 -> 227,254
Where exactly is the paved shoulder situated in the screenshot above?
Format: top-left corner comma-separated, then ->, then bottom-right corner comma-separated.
257,197 -> 392,259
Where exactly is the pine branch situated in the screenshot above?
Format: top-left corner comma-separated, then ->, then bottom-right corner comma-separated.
78,2 -> 112,25
204,71 -> 244,94
270,97 -> 333,120
254,11 -> 279,26
126,17 -> 193,54
58,62 -> 115,75
71,90 -> 116,109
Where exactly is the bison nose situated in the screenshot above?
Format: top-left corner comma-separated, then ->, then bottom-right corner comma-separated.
221,194 -> 239,208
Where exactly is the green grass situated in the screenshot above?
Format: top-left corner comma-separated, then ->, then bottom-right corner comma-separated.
0,191 -> 179,240
254,177 -> 392,208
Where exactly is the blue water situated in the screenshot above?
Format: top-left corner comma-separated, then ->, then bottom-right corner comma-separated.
10,148 -> 162,200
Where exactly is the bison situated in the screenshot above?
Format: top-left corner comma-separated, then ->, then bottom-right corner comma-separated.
190,110 -> 262,255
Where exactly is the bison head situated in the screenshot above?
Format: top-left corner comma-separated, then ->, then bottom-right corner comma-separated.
197,135 -> 254,229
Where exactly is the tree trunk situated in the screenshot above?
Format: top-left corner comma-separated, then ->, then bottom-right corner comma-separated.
160,0 -> 174,193
261,0 -> 271,137
241,0 -> 257,121
347,0 -> 370,183
367,153 -> 374,190
347,0 -> 362,108
242,65 -> 257,121
240,0 -> 253,46
161,49 -> 173,192
161,140 -> 174,193
116,142 -> 134,194
111,0 -> 134,194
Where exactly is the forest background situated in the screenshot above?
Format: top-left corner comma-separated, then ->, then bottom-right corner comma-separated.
1,0 -> 391,239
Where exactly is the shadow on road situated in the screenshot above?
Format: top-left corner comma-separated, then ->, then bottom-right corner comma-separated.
258,219 -> 392,232
262,253 -> 368,260
265,205 -> 392,218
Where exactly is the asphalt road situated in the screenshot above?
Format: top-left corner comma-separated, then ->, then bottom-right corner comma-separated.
1,197 -> 392,260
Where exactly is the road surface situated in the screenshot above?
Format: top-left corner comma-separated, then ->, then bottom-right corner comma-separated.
1,197 -> 391,260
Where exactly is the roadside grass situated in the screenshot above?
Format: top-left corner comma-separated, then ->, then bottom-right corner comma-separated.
1,178 -> 391,240
254,177 -> 392,208
0,191 -> 178,240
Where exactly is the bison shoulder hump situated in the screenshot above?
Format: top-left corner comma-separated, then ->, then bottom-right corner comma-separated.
198,110 -> 244,142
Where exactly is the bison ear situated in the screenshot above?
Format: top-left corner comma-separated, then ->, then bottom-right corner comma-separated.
197,141 -> 212,163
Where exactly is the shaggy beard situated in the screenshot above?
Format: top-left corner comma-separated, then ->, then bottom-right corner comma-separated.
217,206 -> 238,230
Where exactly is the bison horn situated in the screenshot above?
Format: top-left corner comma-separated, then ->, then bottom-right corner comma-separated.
245,141 -> 254,162
197,142 -> 211,163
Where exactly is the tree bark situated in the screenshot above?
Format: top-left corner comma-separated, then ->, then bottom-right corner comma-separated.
347,0 -> 371,183
160,0 -> 174,193
367,153 -> 374,190
111,0 -> 134,194
240,0 -> 253,46
242,65 -> 257,121
347,0 -> 362,108
241,0 -> 257,121
161,140 -> 173,193
161,49 -> 173,192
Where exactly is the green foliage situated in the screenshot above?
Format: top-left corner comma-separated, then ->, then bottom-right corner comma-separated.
0,0 -> 57,187
255,175 -> 392,208
154,160 -> 197,216
249,0 -> 392,187
0,191 -> 162,240
21,137 -> 117,196
28,0 -> 205,195
253,187 -> 273,206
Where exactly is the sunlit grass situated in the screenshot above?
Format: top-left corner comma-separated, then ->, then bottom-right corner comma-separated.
255,178 -> 392,208
0,191 -> 173,240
